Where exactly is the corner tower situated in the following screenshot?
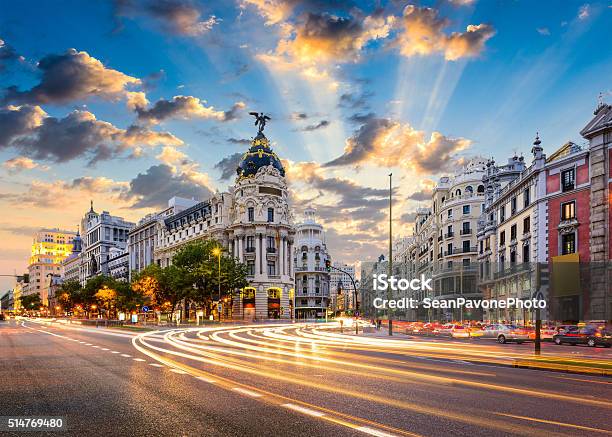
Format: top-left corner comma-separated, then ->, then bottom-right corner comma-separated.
228,119 -> 295,320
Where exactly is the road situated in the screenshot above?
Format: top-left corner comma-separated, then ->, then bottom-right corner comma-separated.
0,318 -> 611,437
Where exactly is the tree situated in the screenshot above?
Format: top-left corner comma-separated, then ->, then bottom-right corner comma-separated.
21,294 -> 42,312
173,240 -> 249,317
131,264 -> 190,323
57,280 -> 81,310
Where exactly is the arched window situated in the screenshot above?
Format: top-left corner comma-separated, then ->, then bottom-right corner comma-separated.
455,189 -> 462,196
477,185 -> 485,193
465,186 -> 473,195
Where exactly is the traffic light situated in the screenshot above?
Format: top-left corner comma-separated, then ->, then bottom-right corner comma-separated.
325,259 -> 331,272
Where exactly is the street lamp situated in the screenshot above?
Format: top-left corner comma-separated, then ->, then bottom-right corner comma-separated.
212,246 -> 222,321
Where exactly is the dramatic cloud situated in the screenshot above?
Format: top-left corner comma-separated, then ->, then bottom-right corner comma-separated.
407,188 -> 432,201
2,156 -> 47,173
400,211 -> 417,224
299,120 -> 330,131
270,11 -> 394,64
214,152 -> 243,181
339,91 -> 373,109
0,105 -> 182,164
347,112 -> 375,124
134,95 -> 245,124
124,164 -> 213,208
0,38 -> 24,71
1,177 -> 128,209
115,0 -> 219,35
227,137 -> 251,145
2,49 -> 140,105
395,5 -> 495,61
241,0 -> 357,26
324,116 -> 470,174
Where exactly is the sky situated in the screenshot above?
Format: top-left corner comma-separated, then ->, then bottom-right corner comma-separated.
0,0 -> 611,291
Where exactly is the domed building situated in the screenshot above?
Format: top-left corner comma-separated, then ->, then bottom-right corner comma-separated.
227,131 -> 295,320
154,124 -> 296,320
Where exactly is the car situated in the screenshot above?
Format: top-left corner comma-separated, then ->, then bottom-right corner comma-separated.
482,324 -> 530,344
450,325 -> 471,338
553,326 -> 612,347
527,325 -> 557,341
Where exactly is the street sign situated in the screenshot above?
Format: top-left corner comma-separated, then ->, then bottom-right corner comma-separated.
142,306 -> 149,313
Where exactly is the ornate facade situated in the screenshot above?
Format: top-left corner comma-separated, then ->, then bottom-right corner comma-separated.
154,131 -> 296,320
293,208 -> 331,319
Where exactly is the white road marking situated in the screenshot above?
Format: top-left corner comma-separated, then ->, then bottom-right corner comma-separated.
101,348 -> 109,351
133,358 -> 146,362
356,426 -> 398,437
85,343 -> 92,346
148,363 -> 164,367
111,351 -> 120,354
281,403 -> 325,417
91,345 -> 100,348
169,368 -> 187,374
79,341 -> 86,344
120,354 -> 131,357
232,387 -> 262,397
195,376 -> 216,383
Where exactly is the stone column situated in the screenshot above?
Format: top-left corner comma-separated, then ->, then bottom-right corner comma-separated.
238,236 -> 244,263
279,237 -> 284,276
255,234 -> 261,276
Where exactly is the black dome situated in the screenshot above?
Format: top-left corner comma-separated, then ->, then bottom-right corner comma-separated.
236,132 -> 285,179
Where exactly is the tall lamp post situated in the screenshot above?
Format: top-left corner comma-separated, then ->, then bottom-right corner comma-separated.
212,246 -> 222,321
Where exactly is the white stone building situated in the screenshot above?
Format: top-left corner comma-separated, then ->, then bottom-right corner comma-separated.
293,208 -> 331,319
154,130 -> 296,320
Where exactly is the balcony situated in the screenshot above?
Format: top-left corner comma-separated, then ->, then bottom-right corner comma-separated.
444,247 -> 478,256
245,247 -> 255,253
266,247 -> 276,253
460,228 -> 472,235
444,232 -> 454,239
437,235 -> 443,242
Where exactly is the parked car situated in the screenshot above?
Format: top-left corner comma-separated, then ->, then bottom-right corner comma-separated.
553,326 -> 612,347
482,324 -> 530,344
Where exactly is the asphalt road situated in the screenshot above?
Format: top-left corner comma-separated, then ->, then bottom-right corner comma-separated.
1,318 -> 611,437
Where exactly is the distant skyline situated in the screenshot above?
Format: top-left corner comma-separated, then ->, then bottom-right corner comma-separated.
1,0 -> 611,291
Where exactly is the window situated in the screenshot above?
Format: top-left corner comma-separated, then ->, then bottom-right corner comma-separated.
561,233 -> 576,255
267,262 -> 276,276
523,188 -> 530,207
462,240 -> 470,253
462,222 -> 470,234
479,240 -> 484,253
510,250 -> 516,263
561,168 -> 575,192
523,243 -> 530,263
511,197 -> 517,215
267,236 -> 275,250
523,216 -> 530,234
447,243 -> 452,255
510,224 -> 517,241
447,209 -> 452,217
247,261 -> 255,275
246,236 -> 254,251
267,207 -> 274,222
462,205 -> 470,215
499,205 -> 505,222
561,201 -> 575,220
499,231 -> 506,245
462,258 -> 470,267
248,207 -> 254,222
